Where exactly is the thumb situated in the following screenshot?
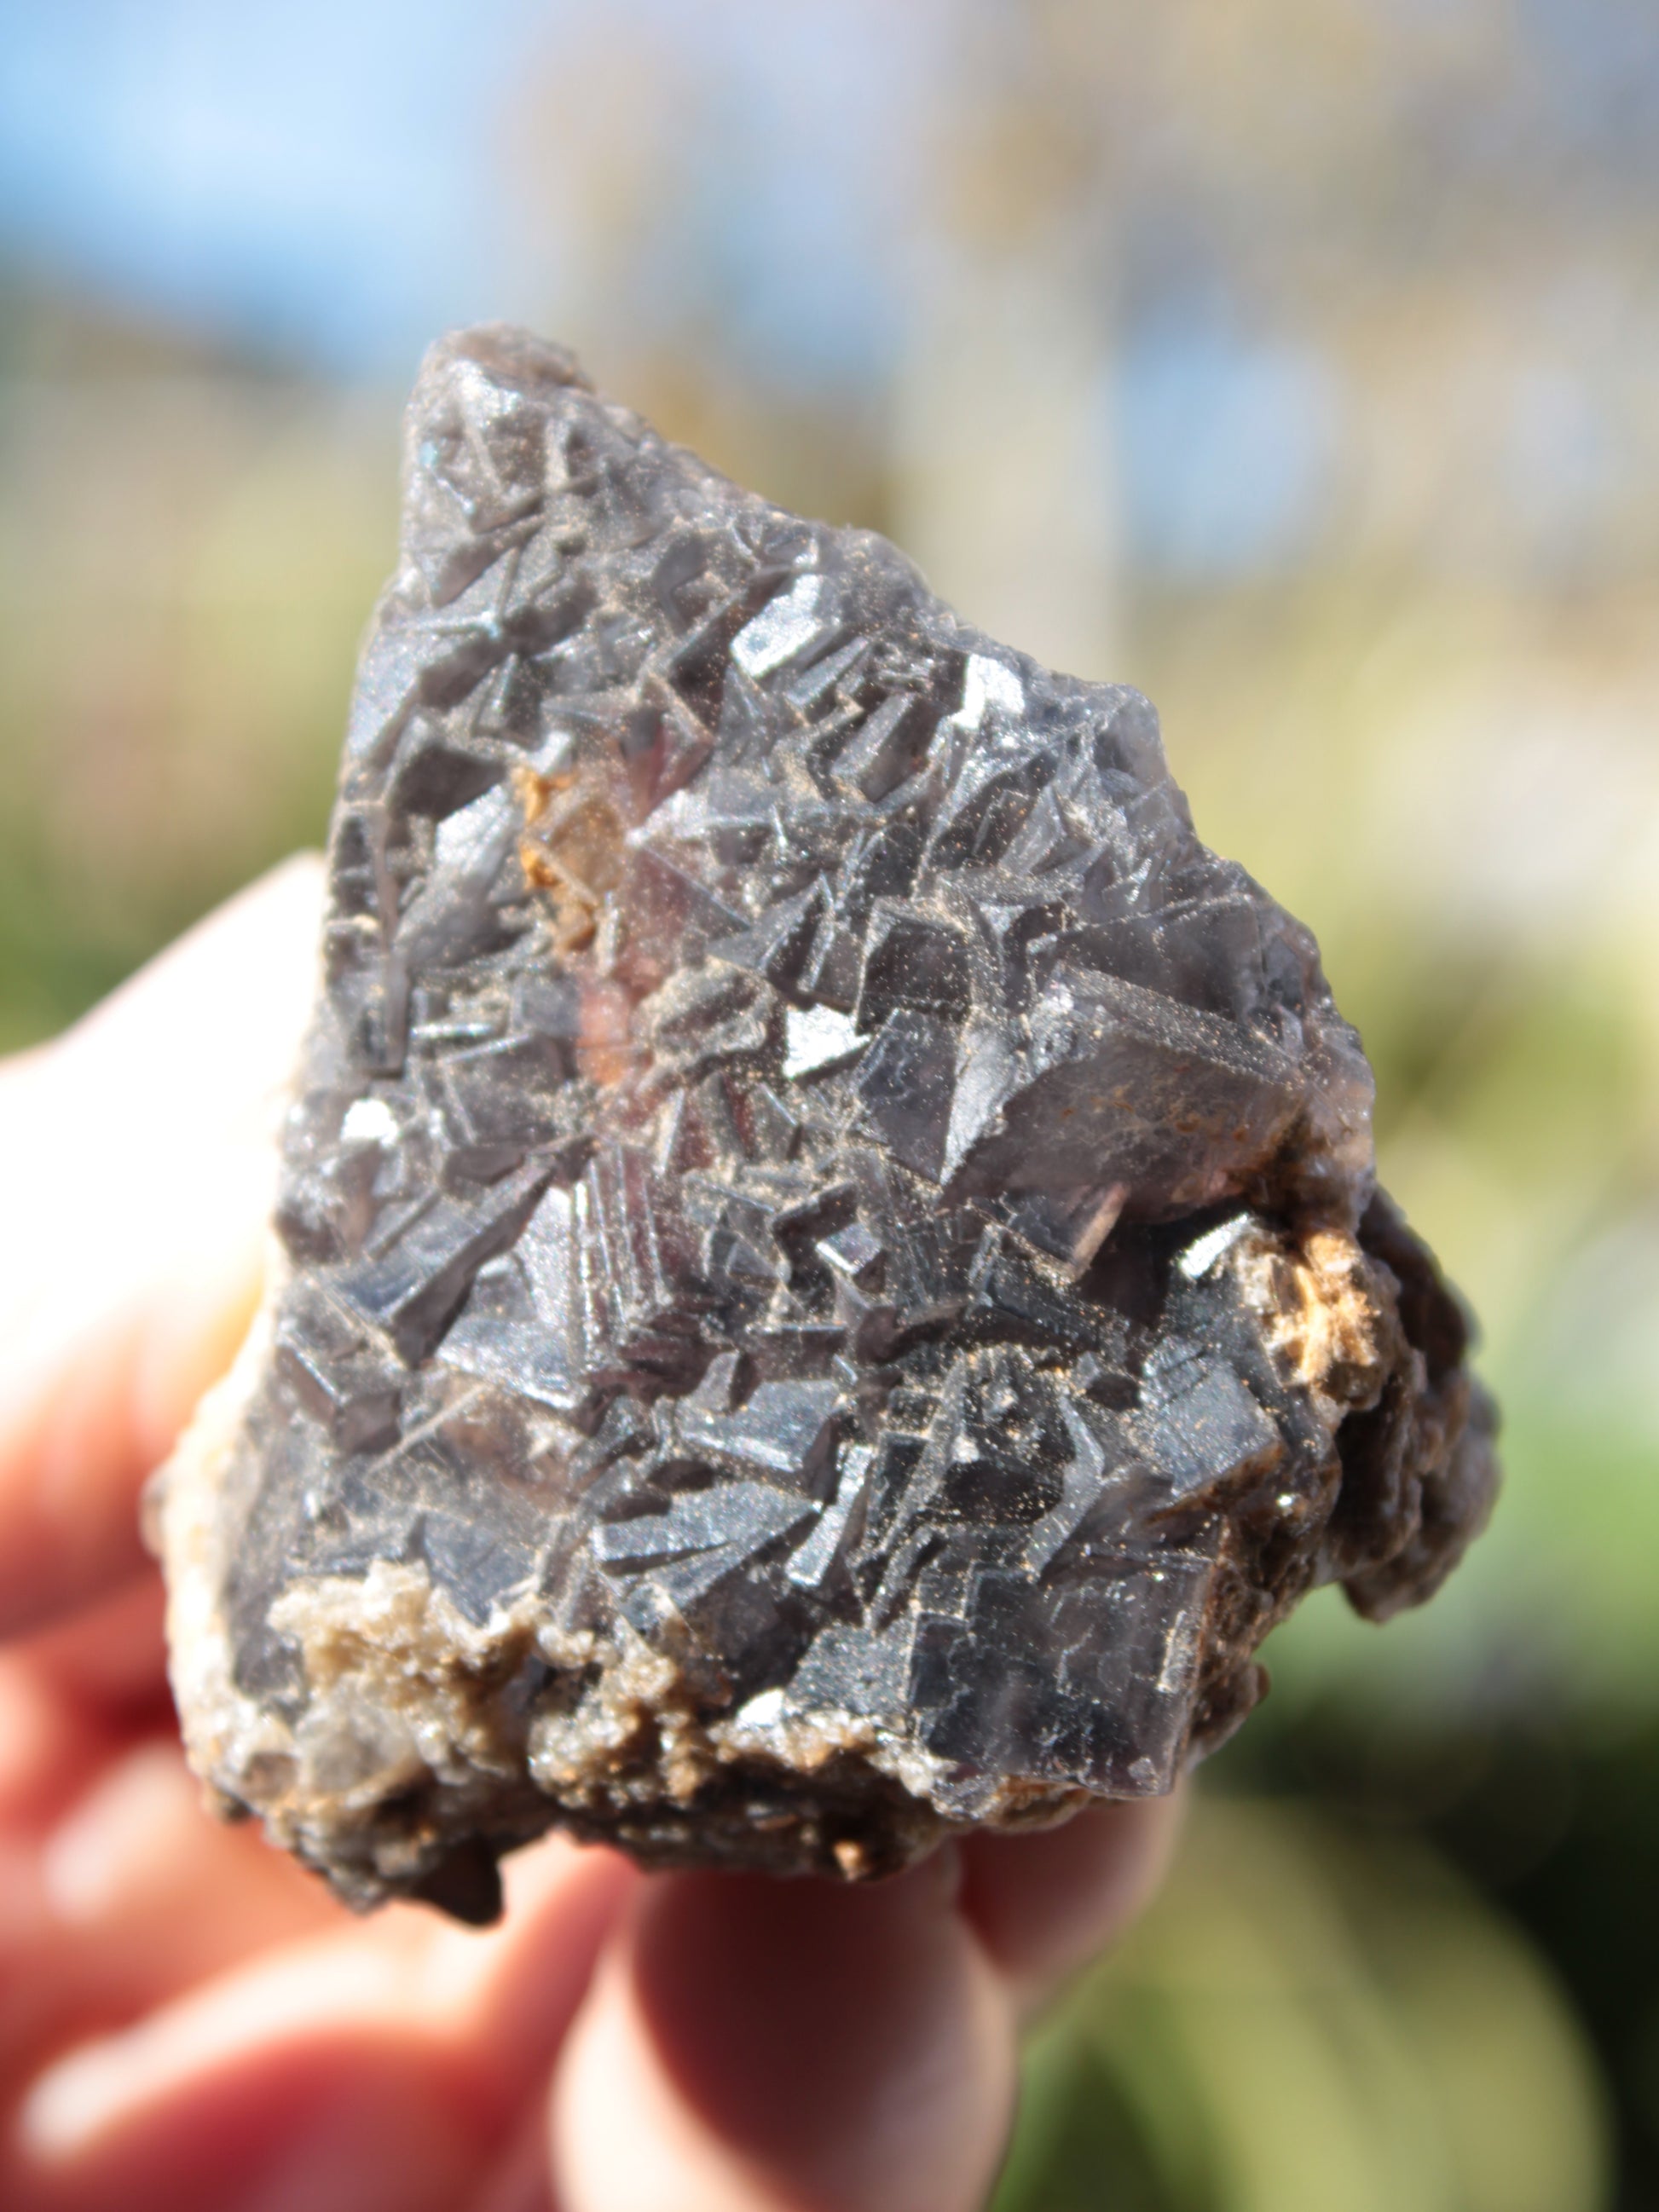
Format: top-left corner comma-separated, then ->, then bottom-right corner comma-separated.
0,856 -> 324,1639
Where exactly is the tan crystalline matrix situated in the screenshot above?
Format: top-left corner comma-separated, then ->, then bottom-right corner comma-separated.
154,326 -> 1498,1923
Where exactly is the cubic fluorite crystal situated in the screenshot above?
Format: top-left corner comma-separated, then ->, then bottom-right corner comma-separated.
156,326 -> 1497,1920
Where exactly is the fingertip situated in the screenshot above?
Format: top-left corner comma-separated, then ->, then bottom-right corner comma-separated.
958,1789 -> 1185,2004
460,1834 -> 639,2105
55,852 -> 326,1078
551,1855 -> 1015,2212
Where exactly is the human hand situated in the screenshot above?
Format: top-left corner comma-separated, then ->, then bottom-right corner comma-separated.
0,857 -> 1181,2212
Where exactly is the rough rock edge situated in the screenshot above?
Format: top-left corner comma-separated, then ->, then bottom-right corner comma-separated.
157,1272 -> 1049,1909
150,326 -> 1498,1912
154,1195 -> 1492,1913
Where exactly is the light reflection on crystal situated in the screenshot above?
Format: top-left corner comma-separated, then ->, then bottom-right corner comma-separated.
159,326 -> 1498,1918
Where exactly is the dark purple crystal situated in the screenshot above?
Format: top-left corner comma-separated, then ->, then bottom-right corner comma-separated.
157,327 -> 1497,1919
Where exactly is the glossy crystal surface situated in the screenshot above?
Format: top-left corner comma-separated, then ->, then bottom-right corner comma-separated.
158,327 -> 1497,1917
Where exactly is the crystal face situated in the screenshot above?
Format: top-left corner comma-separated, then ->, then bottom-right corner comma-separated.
155,326 -> 1497,1920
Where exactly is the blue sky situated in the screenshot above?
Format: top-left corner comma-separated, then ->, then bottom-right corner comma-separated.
3,0 -> 1646,580
0,0 -> 926,386
0,0 -> 557,367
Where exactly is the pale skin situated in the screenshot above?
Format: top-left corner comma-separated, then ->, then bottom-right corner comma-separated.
0,857 -> 1182,2212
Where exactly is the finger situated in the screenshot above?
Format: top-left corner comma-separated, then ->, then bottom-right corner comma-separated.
0,1737 -> 339,2094
7,1834 -> 633,2212
0,1657 -> 107,1835
550,1851 -> 1016,2212
0,855 -> 324,1639
0,1580 -> 174,1829
25,1576 -> 169,1719
957,1790 -> 1185,2011
14,2016 -> 483,2212
465,2108 -> 558,2212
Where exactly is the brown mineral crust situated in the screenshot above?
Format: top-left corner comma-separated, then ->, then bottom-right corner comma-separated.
1338,1194 -> 1500,1620
1179,1199 -> 1498,1760
154,324 -> 1500,1916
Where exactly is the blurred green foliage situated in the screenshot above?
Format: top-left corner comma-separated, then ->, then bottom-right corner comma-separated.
994,1798 -> 1607,2212
0,304 -> 396,1052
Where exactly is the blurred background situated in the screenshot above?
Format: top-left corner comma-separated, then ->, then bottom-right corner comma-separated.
2,1 -> 1656,2203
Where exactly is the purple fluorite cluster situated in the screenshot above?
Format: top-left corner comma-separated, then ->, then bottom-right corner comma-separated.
157,327 -> 1496,1919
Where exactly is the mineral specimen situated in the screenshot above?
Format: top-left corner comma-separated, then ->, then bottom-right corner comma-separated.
155,326 -> 1497,1920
